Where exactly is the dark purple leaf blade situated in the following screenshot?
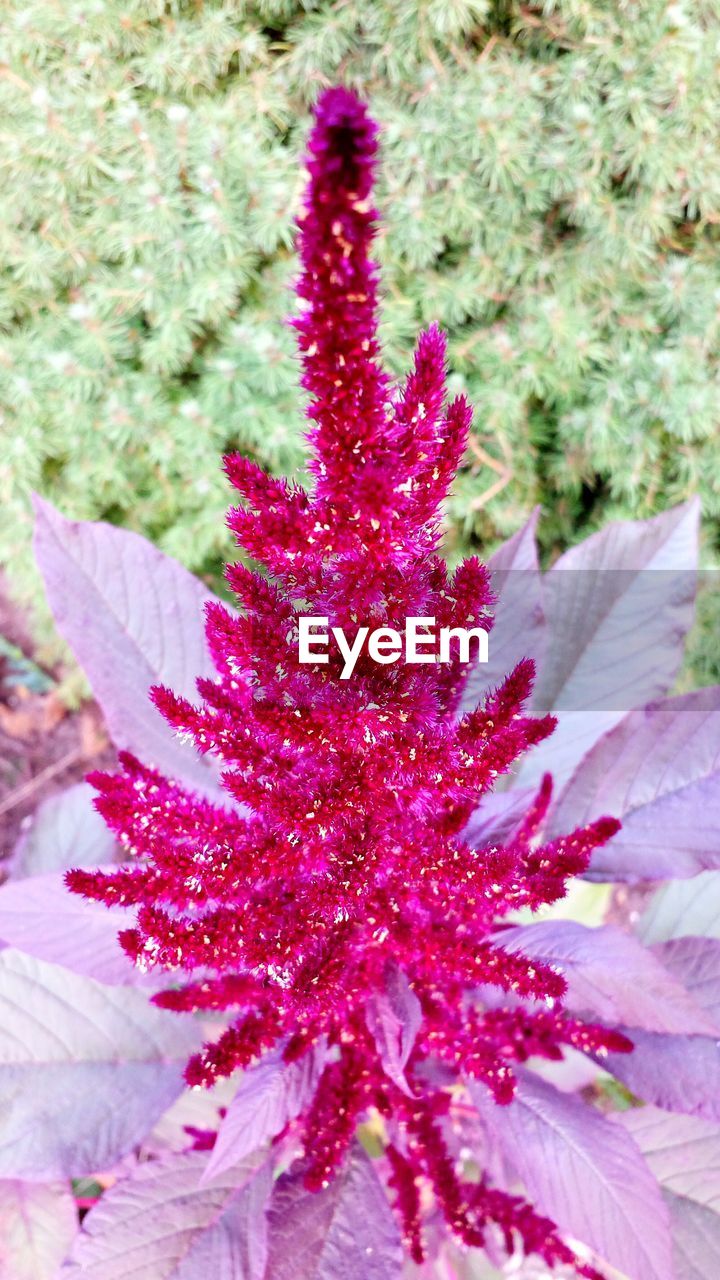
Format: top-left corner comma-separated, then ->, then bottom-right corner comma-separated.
463,787 -> 537,851
517,500 -> 699,790
203,1041 -> 326,1182
365,965 -> 422,1095
10,783 -> 116,879
551,685 -> 720,882
469,1069 -> 674,1280
652,937 -> 720,1029
0,873 -> 139,986
1,1063 -> 185,1183
0,949 -> 198,1179
638,871 -> 720,944
264,1144 -> 402,1280
494,919 -> 718,1034
63,1150 -> 271,1280
605,1029 -> 720,1122
621,1106 -> 720,1207
669,1199 -> 720,1280
461,510 -> 545,715
33,495 -> 222,794
621,1107 -> 720,1280
0,1179 -> 77,1280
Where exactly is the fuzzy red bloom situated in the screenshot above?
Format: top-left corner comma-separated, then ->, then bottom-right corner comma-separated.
68,87 -> 628,1275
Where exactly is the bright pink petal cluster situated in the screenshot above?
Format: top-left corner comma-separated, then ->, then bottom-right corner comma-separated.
69,88 -> 629,1275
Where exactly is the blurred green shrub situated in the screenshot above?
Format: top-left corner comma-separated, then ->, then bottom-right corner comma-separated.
2,1 -> 719,632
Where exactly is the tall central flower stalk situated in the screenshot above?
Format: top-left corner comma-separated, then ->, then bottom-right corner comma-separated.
70,89 -> 629,1276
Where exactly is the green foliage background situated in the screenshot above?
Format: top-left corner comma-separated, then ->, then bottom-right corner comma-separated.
2,0 -> 719,654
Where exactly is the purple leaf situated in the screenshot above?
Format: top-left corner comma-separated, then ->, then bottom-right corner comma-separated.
495,919 -> 718,1035
605,1029 -> 720,1122
652,937 -> 720,1029
0,873 -> 140,986
638,871 -> 720,944
264,1144 -> 402,1280
33,495 -> 222,795
517,500 -> 699,790
204,1041 -> 326,1181
0,949 -> 198,1178
621,1107 -> 720,1280
462,787 -> 537,850
365,965 -> 422,1095
461,510 -> 545,715
469,1069 -> 674,1280
0,1180 -> 77,1279
668,1201 -> 720,1280
146,1077 -> 237,1159
551,685 -> 720,881
11,783 -> 116,879
621,1106 -> 720,1203
63,1150 -> 271,1280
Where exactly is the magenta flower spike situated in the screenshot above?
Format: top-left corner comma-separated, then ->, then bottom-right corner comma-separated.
68,87 -> 629,1276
